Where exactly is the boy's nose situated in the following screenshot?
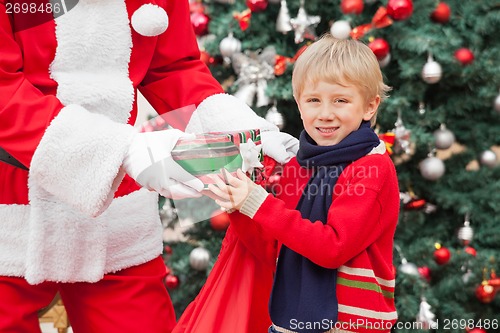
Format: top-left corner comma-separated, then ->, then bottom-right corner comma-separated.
318,106 -> 335,121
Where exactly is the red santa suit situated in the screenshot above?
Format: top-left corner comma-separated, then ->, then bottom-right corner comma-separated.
0,0 -> 278,332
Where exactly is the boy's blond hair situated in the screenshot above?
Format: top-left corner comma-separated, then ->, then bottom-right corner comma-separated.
292,34 -> 391,126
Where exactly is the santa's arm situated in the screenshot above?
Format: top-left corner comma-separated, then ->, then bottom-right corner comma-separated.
0,4 -> 135,216
138,0 -> 278,134
0,1 -> 63,168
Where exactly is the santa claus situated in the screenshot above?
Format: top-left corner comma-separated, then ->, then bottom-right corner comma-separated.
0,1 -> 297,332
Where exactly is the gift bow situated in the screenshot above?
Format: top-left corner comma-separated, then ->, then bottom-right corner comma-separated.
274,44 -> 309,76
379,132 -> 396,155
233,9 -> 252,31
350,7 -> 393,40
239,139 -> 263,174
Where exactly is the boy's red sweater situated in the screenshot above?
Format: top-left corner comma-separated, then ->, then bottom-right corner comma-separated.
231,153 -> 399,333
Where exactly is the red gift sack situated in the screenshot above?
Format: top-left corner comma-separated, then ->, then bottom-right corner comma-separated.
173,213 -> 277,333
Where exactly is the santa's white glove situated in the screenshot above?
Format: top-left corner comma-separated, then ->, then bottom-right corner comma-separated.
123,129 -> 203,199
260,131 -> 299,164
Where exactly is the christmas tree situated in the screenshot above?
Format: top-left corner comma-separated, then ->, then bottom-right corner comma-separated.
163,1 -> 500,331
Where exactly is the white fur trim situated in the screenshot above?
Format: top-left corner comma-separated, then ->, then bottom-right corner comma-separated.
50,0 -> 134,123
185,93 -> 279,134
131,4 -> 169,37
368,140 -> 387,155
0,205 -> 30,277
30,105 -> 136,217
0,190 -> 163,283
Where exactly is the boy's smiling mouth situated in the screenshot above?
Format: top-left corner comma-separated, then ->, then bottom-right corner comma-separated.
317,127 -> 339,134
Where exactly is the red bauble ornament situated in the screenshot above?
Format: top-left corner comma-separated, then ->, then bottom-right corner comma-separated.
164,245 -> 173,255
475,282 -> 496,303
189,2 -> 205,14
368,38 -> 390,60
434,246 -> 451,265
165,274 -> 180,289
210,209 -> 231,231
454,48 -> 474,66
387,0 -> 414,21
468,329 -> 487,333
464,246 -> 477,257
404,198 -> 427,210
246,0 -> 268,13
190,12 -> 210,36
164,265 -> 171,276
431,2 -> 451,23
340,0 -> 364,15
418,266 -> 432,282
163,245 -> 173,260
200,50 -> 214,66
489,277 -> 500,289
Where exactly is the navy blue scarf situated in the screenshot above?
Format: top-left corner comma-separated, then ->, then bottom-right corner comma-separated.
269,121 -> 380,333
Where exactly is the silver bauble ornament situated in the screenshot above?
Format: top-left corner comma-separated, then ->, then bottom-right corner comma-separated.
399,259 -> 419,276
462,269 -> 474,283
495,92 -> 500,113
276,0 -> 292,34
378,53 -> 391,68
418,101 -> 426,115
265,104 -> 285,130
422,54 -> 442,84
479,149 -> 497,168
392,111 -> 412,154
330,20 -> 351,40
189,247 -> 210,271
419,155 -> 445,181
219,33 -> 242,59
458,221 -> 474,246
433,124 -> 455,150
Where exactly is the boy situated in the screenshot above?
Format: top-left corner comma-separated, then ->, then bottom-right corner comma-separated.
209,35 -> 399,333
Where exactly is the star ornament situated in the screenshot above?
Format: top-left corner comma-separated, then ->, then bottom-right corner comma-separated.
238,139 -> 263,173
290,6 -> 320,44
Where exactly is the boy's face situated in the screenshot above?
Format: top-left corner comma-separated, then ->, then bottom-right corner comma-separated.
296,80 -> 380,146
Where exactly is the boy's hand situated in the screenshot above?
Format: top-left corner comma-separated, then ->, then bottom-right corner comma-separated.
208,169 -> 257,210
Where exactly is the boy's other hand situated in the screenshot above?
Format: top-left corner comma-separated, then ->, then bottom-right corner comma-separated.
208,169 -> 256,210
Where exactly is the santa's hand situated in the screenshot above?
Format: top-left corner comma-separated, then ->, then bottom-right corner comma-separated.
123,129 -> 203,199
260,131 -> 299,164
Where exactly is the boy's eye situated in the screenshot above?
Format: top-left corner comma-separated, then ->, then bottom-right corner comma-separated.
306,98 -> 320,103
334,98 -> 347,103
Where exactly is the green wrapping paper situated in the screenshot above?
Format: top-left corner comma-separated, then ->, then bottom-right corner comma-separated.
171,130 -> 262,186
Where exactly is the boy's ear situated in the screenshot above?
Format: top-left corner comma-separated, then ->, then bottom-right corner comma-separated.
363,95 -> 381,121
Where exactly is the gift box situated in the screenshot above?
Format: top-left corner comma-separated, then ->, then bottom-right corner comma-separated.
253,155 -> 284,195
171,129 -> 263,187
